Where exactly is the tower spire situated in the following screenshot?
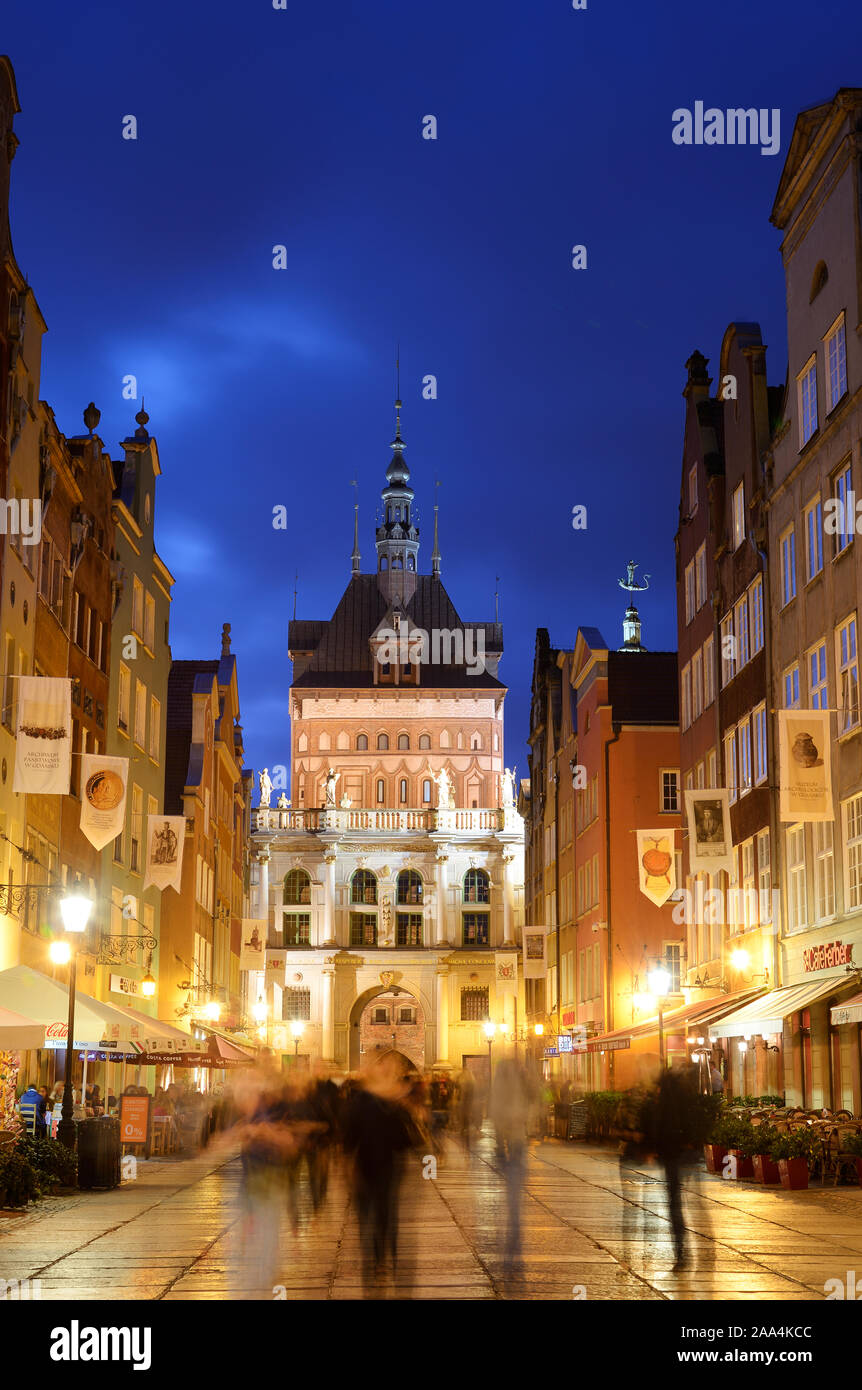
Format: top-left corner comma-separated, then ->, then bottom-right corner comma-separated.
376,383 -> 419,590
432,480 -> 441,578
350,480 -> 361,575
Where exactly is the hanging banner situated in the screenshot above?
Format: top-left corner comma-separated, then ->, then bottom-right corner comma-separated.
143,816 -> 185,893
265,949 -> 287,986
495,952 -> 517,986
779,709 -> 833,822
522,928 -> 547,980
240,920 -> 267,973
79,753 -> 128,850
13,676 -> 71,795
686,789 -> 734,875
637,829 -> 677,907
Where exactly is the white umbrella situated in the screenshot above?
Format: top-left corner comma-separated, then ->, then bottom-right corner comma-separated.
0,965 -> 142,1053
0,1004 -> 46,1050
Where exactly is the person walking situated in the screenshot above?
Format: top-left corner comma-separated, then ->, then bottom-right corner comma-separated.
710,1063 -> 724,1096
489,1058 -> 534,1271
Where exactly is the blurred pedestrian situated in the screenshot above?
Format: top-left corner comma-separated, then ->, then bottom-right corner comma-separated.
644,1064 -> 702,1271
490,1058 -> 534,1270
304,1063 -> 339,1214
454,1068 -> 477,1151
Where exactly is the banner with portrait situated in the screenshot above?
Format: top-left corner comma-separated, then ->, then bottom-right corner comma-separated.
79,754 -> 129,850
143,815 -> 186,893
522,928 -> 547,980
685,789 -> 734,875
240,920 -> 267,973
636,829 -> 677,907
13,676 -> 71,795
778,709 -> 833,822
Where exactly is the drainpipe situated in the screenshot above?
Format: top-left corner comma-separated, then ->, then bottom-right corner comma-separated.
605,721 -> 622,1086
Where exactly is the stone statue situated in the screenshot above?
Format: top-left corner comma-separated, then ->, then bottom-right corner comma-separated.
258,768 -> 272,808
277,793 -> 289,809
340,795 -> 352,809
435,767 -> 454,809
502,766 -> 516,807
325,767 -> 339,806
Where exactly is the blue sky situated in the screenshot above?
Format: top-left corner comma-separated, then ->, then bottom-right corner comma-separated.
4,0 -> 862,783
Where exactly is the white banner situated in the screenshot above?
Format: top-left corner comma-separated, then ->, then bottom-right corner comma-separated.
240,920 -> 267,973
522,928 -> 547,980
495,952 -> 518,986
265,949 -> 287,987
685,789 -> 734,875
637,829 -> 677,907
13,676 -> 71,795
779,709 -> 834,822
143,816 -> 185,893
80,754 -> 128,850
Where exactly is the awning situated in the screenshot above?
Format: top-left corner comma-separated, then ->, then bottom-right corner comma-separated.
108,1001 -> 207,1055
831,992 -> 862,1026
199,1025 -> 256,1061
0,965 -> 143,1054
583,988 -> 767,1054
0,1004 -> 47,1050
135,1034 -> 253,1068
709,975 -> 852,1039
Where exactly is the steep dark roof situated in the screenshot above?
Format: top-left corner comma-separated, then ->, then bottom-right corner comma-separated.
608,651 -> 679,725
164,661 -> 219,814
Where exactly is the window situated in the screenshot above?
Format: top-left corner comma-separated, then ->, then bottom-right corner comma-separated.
462,913 -> 490,947
396,913 -> 423,946
284,869 -> 311,905
692,648 -> 703,721
732,482 -> 745,550
724,731 -> 737,804
681,662 -> 691,730
283,914 -> 311,946
836,615 -> 859,733
397,734 -> 409,750
780,527 -> 796,606
130,785 -> 142,874
798,356 -> 818,447
703,635 -> 715,707
734,595 -> 750,669
148,696 -> 160,761
750,577 -> 764,654
376,779 -> 385,803
720,614 -> 736,687
399,778 -> 408,803
844,794 -> 862,912
419,733 -> 431,750
660,770 -> 680,814
422,778 -> 432,803
397,870 -> 423,905
684,562 -> 695,625
707,748 -> 717,788
350,913 -> 377,947
824,314 -> 847,413
464,868 -> 490,904
352,870 -> 377,905
696,761 -> 705,789
283,988 -> 311,1021
356,734 -> 368,750
118,664 -> 130,732
753,703 -> 767,785
787,825 -> 807,931
132,577 -> 144,637
695,544 -> 707,611
740,840 -> 756,930
688,465 -> 698,515
757,831 -> 771,923
833,463 -> 853,555
377,733 -> 389,750
804,497 -> 823,580
814,822 -> 835,922
737,717 -> 752,796
134,679 -> 146,748
144,592 -> 155,650
808,641 -> 827,709
461,987 -> 489,1022
784,663 -> 800,709
664,943 -> 682,993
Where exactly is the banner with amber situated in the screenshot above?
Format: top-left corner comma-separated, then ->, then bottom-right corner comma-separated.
79,753 -> 128,850
779,709 -> 833,822
636,829 -> 676,907
12,675 -> 71,795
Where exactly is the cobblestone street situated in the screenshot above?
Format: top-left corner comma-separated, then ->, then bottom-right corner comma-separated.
2,1137 -> 860,1301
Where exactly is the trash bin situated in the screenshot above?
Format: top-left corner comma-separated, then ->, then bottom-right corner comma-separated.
76,1117 -> 121,1190
568,1100 -> 588,1141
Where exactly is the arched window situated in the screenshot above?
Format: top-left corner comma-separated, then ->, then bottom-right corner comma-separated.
399,778 -> 408,803
376,778 -> 385,803
377,732 -> 389,750
397,733 -> 409,750
387,505 -> 392,523
351,869 -> 378,905
380,557 -> 388,570
283,869 -> 311,905
319,731 -> 331,751
397,870 -> 423,905
471,733 -> 482,750
356,734 -> 368,750
407,555 -> 415,570
422,778 -> 432,803
440,729 -> 450,749
419,733 -> 431,750
464,868 -> 490,904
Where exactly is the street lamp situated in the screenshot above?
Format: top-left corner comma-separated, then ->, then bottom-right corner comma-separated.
648,966 -> 671,1068
290,1019 -> 304,1062
56,883 -> 93,1151
203,1000 -> 221,1022
483,1019 -> 496,1074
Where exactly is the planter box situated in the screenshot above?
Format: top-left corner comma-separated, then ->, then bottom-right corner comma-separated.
753,1154 -> 781,1184
729,1149 -> 754,1179
855,1158 -> 862,1186
704,1144 -> 727,1174
779,1157 -> 809,1190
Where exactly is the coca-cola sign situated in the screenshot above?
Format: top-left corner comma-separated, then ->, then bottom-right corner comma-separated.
45,1022 -> 67,1039
803,940 -> 853,973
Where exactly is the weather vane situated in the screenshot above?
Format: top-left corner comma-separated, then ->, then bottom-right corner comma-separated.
618,561 -> 650,594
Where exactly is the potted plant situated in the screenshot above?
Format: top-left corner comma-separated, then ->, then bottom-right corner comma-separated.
0,1146 -> 40,1208
705,1114 -> 752,1175
704,1113 -> 732,1173
841,1131 -> 862,1184
751,1123 -> 781,1184
727,1116 -> 755,1179
770,1129 -> 815,1189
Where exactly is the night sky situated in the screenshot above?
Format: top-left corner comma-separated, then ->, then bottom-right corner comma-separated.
4,1 -> 862,786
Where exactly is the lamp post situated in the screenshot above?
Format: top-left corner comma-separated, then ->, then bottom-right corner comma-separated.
483,1019 -> 496,1078
290,1019 -> 304,1067
648,966 -> 671,1069
54,883 -> 93,1151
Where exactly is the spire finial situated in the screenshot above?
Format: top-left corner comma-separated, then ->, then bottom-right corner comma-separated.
350,480 -> 361,576
394,345 -> 402,442
134,396 -> 150,438
221,622 -> 231,657
293,572 -> 298,621
495,575 -> 499,623
431,479 -> 441,578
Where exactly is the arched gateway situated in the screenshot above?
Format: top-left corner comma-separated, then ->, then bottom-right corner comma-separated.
349,985 -> 425,1072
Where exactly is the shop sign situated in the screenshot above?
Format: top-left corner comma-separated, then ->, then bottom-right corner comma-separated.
562,1009 -> 577,1027
556,1035 -> 573,1053
586,1036 -> 631,1053
110,974 -> 141,997
543,1047 -> 559,1058
802,940 -> 853,973
120,1094 -> 151,1147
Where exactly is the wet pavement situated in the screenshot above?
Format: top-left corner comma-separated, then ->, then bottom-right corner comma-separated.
1,1136 -> 859,1300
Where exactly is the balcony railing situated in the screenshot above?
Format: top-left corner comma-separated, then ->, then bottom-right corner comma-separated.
251,805 -> 519,834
